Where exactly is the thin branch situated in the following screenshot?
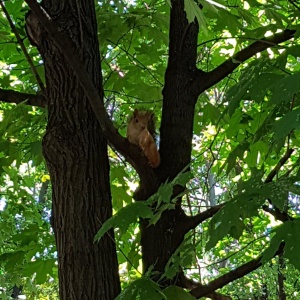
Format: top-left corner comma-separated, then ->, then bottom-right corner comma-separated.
107,39 -> 164,86
104,89 -> 144,102
264,148 -> 294,183
202,234 -> 268,270
190,243 -> 284,298
0,0 -> 45,93
194,29 -> 296,94
0,88 -> 46,108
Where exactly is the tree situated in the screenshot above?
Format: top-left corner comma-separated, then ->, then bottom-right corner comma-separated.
0,0 -> 300,299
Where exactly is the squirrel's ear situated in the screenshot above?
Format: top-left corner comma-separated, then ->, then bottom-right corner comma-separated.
133,109 -> 138,117
148,111 -> 154,120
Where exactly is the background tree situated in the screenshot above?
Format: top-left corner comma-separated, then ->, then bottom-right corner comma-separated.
0,0 -> 300,299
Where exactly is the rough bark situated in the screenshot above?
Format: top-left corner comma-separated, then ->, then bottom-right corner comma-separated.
138,0 -> 295,292
26,1 -> 120,299
140,0 -> 200,277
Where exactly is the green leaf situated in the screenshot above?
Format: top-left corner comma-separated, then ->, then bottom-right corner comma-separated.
150,203 -> 175,225
287,45 -> 300,58
23,259 -> 56,284
163,286 -> 196,299
267,180 -> 289,212
111,184 -> 132,209
207,171 -> 267,250
163,235 -> 196,280
115,277 -> 166,300
262,220 -> 300,271
29,140 -> 44,166
206,201 -> 240,251
0,251 -> 25,273
226,109 -> 243,138
172,170 -> 193,187
265,8 -> 288,26
248,73 -> 285,102
184,0 -> 208,35
94,202 -> 153,242
270,73 -> 300,105
156,183 -> 173,207
273,107 -> 300,141
126,231 -> 141,271
284,219 -> 300,270
202,102 -> 221,124
222,142 -> 249,174
218,10 -> 242,35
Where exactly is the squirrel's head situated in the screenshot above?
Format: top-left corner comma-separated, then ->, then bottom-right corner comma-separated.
133,109 -> 153,130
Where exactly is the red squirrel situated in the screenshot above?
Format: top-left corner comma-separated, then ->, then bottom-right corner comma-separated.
126,109 -> 160,168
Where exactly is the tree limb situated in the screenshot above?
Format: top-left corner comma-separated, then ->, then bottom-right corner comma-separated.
262,205 -> 291,222
24,0 -> 159,195
177,274 -> 232,299
180,147 -> 293,295
184,204 -> 224,232
194,29 -> 296,94
190,243 -> 284,298
0,88 -> 46,108
184,147 -> 294,231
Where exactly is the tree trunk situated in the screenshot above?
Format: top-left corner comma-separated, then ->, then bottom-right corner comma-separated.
26,1 -> 120,299
140,0 -> 199,281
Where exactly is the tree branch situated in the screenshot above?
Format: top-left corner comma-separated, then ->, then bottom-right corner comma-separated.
178,150 -> 291,296
264,148 -> 294,183
181,148 -> 293,295
262,148 -> 294,222
184,204 -> 224,232
24,0 -> 159,196
177,274 -> 232,299
190,243 -> 284,298
0,88 -> 46,108
0,0 -> 45,93
194,29 -> 296,94
184,147 -> 294,232
262,205 -> 291,222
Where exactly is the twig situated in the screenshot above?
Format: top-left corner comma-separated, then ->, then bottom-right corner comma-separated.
107,39 -> 163,86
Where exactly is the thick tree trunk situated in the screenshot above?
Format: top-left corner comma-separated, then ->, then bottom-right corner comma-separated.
159,0 -> 199,181
26,1 -> 120,299
140,0 -> 199,281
